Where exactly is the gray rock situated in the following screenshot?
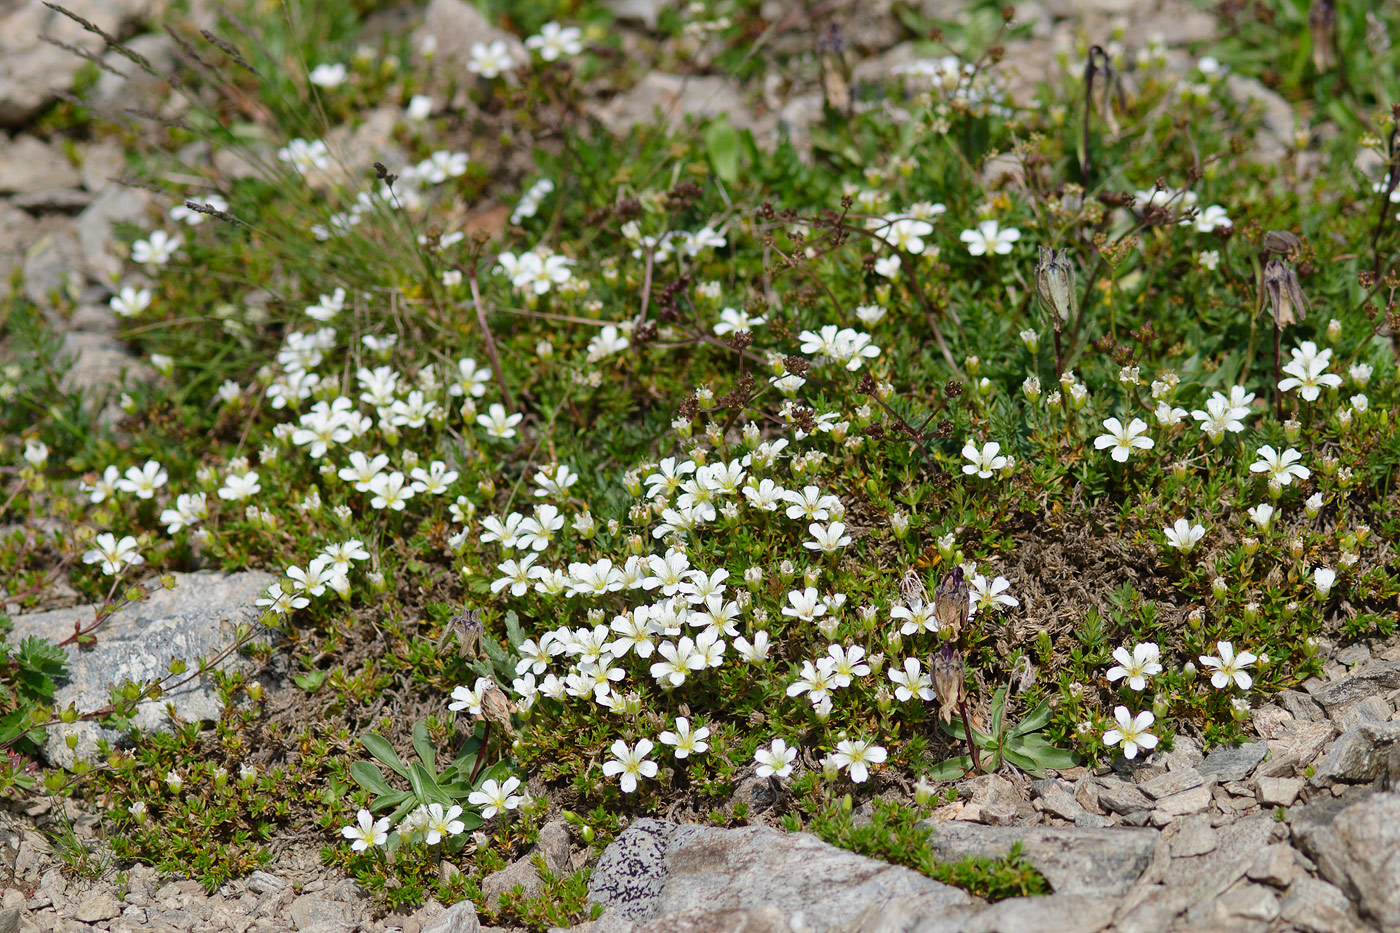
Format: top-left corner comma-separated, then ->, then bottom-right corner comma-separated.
423,901 -> 480,933
1127,816 -> 1280,930
1095,777 -> 1151,815
74,893 -> 120,922
1169,815 -> 1217,857
0,136 -> 81,194
922,822 -> 1155,898
1137,768 -> 1203,799
1336,644 -> 1372,667
589,819 -> 969,930
1198,742 -> 1268,782
290,894 -> 345,931
1333,695 -> 1393,732
75,185 -> 156,284
9,571 -> 275,766
0,905 -> 18,933
247,871 -> 286,895
952,893 -> 1116,933
1223,74 -> 1296,162
629,906 -> 787,933
1279,690 -> 1326,722
10,189 -> 94,212
593,74 -> 770,138
1255,777 -> 1302,808
57,330 -> 151,409
1246,844 -> 1295,888
1310,721 -> 1400,786
1310,660 -> 1400,711
21,221 -> 83,307
0,0 -> 156,126
483,854 -> 545,902
1293,792 -> 1400,931
1279,873 -> 1369,933
603,0 -> 670,30
1151,784 -> 1212,818
87,33 -> 176,116
1038,790 -> 1086,822
0,201 -> 38,292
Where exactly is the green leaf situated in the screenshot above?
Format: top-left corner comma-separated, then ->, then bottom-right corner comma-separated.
924,755 -> 973,782
704,116 -> 739,185
412,720 -> 436,773
349,761 -> 394,796
292,670 -> 326,693
1011,701 -> 1052,737
504,611 -> 526,650
990,686 -> 1008,738
361,733 -> 409,778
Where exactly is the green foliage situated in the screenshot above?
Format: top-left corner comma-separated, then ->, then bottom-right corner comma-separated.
928,686 -> 1078,780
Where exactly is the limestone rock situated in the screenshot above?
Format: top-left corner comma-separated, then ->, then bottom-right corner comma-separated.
9,571 -> 276,766
75,185 -> 156,284
289,894 -> 345,931
1311,661 -> 1400,711
0,136 -> 81,194
1292,792 -> 1400,931
593,74 -> 769,137
922,822 -> 1156,898
588,819 -> 969,930
414,0 -> 525,69
1310,721 -> 1400,786
423,901 -> 481,933
1198,742 -> 1268,782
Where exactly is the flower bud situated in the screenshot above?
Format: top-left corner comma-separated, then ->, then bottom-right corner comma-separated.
891,510 -> 910,539
1034,246 -> 1078,329
1262,259 -> 1309,327
1212,577 -> 1228,601
1242,536 -> 1259,555
933,567 -> 969,639
932,645 -> 966,724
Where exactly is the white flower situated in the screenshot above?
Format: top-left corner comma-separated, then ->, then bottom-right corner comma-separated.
754,738 -> 797,778
969,574 -> 1018,614
131,230 -> 182,267
467,40 -> 516,78
786,658 -> 838,705
714,306 -> 767,336
405,94 -> 433,120
1163,518 -> 1205,553
83,465 -> 122,504
733,631 -> 770,662
1102,707 -> 1158,760
888,657 -> 934,702
1250,446 -> 1309,486
1189,205 -> 1231,233
961,441 -> 1007,478
423,803 -> 466,844
1278,341 -> 1342,402
805,521 -> 852,553
959,220 -> 1020,256
341,809 -> 389,851
492,555 -> 539,597
82,533 -> 143,576
1199,641 -> 1257,690
109,286 -> 151,318
1313,567 -> 1336,597
116,460 -> 168,499
1106,643 -> 1162,691
525,22 -> 583,61
309,62 -> 347,88
367,471 -> 414,511
218,471 -> 262,501
658,717 -> 711,759
277,138 -> 330,174
829,739 -> 887,783
781,587 -> 828,622
1094,417 -> 1154,463
448,677 -> 490,715
468,776 -> 523,819
1246,503 -> 1274,530
602,738 -> 657,793
477,403 -> 523,439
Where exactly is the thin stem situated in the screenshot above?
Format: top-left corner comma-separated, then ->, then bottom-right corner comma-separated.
958,698 -> 983,774
1272,321 -> 1284,422
468,269 -> 515,413
468,720 -> 492,785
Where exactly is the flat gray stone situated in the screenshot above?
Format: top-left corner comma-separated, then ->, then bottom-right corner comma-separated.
593,73 -> 771,137
1310,721 -> 1400,786
1152,784 -> 1212,818
1095,777 -> 1151,815
1198,742 -> 1268,782
423,901 -> 481,933
955,893 -> 1115,933
290,894 -> 344,931
1170,815 -> 1218,858
413,0 -> 525,68
9,571 -> 275,767
1332,695 -> 1393,732
1292,791 -> 1400,931
1246,844 -> 1295,888
75,185 -> 155,284
589,820 -> 969,930
1310,660 -> 1400,711
922,822 -> 1156,898
1137,768 -> 1204,799
1279,873 -> 1369,933
1255,777 -> 1302,808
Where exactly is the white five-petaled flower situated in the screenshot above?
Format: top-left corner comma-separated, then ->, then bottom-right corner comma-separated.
1106,643 -> 1162,691
1163,518 -> 1205,553
1278,341 -> 1342,402
959,220 -> 1021,256
754,738 -> 797,778
961,441 -> 1008,478
713,306 -> 767,336
805,521 -> 852,553
782,587 -> 829,622
602,738 -> 657,793
467,40 -> 516,78
116,460 -> 168,499
1102,707 -> 1158,760
1094,417 -> 1154,463
1249,446 -> 1309,486
423,803 -> 466,844
131,230 -> 182,267
658,717 -> 711,759
468,776 -> 524,819
829,739 -> 887,783
340,809 -> 389,851
109,286 -> 151,318
1199,641 -> 1257,690
888,657 -> 934,702
477,403 -> 523,440
969,574 -> 1019,615
82,533 -> 144,576
524,22 -> 583,61
1313,567 -> 1336,597
1246,503 -> 1274,530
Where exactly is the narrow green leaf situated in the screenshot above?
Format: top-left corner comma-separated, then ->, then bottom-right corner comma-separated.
704,116 -> 739,185
349,761 -> 394,796
924,755 -> 973,782
361,733 -> 409,778
1011,702 -> 1052,737
412,720 -> 436,773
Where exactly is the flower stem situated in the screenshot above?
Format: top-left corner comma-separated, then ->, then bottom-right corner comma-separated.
958,698 -> 983,774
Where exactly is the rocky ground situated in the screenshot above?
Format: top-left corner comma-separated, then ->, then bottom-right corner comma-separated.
2,0 -> 1395,931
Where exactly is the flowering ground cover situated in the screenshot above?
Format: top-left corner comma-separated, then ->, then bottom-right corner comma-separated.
0,0 -> 1398,927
